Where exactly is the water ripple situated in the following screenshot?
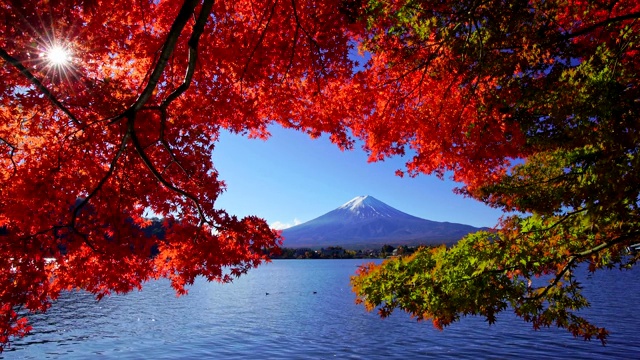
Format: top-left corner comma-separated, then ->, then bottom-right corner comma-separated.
2,260 -> 639,359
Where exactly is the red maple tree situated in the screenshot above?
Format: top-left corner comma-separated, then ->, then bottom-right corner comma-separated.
0,0 -> 360,348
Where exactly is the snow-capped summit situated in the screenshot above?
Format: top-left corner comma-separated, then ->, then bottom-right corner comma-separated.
337,195 -> 413,219
338,195 -> 373,211
281,196 -> 481,249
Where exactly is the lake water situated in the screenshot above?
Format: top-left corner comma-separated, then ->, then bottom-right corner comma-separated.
2,259 -> 639,359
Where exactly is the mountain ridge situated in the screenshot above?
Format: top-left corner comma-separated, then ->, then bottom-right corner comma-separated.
281,195 -> 481,249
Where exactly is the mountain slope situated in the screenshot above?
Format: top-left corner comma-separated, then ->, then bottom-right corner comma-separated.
281,196 -> 481,249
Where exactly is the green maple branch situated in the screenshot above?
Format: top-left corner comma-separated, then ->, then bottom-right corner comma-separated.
445,225 -> 638,304
524,230 -> 640,301
453,265 -> 519,284
517,208 -> 589,236
572,231 -> 640,258
495,169 -> 586,192
0,47 -> 82,126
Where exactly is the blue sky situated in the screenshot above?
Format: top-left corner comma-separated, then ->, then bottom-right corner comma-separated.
213,126 -> 505,230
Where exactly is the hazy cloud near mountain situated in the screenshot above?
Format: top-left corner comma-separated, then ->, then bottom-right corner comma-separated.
270,219 -> 302,230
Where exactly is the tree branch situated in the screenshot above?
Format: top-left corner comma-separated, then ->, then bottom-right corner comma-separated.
239,0 -> 279,89
128,0 -> 200,113
155,106 -> 191,176
279,1 -> 301,85
0,137 -> 18,175
455,265 -> 519,284
18,131 -> 131,253
518,208 -> 589,236
564,11 -> 640,39
161,0 -> 215,110
572,231 -> 639,258
128,116 -> 210,227
290,0 -> 326,91
71,130 -> 131,228
524,230 -> 640,301
0,47 -> 82,126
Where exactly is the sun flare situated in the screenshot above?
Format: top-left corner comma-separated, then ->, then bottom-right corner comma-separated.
44,45 -> 71,66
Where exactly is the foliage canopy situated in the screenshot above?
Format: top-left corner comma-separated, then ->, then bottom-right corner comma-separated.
350,0 -> 640,344
0,0 -> 638,349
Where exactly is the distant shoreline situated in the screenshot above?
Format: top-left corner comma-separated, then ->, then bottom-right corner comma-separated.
269,244 -> 430,259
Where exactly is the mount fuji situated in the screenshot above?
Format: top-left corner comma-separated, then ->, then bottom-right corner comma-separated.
280,195 -> 482,249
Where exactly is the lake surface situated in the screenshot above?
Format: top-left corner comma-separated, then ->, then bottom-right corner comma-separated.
2,259 -> 639,359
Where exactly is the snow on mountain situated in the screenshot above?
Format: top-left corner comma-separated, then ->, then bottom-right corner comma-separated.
281,195 -> 482,249
339,195 -> 382,212
337,195 -> 412,218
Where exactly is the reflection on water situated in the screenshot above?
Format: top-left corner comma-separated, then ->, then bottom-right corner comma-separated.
2,260 -> 639,359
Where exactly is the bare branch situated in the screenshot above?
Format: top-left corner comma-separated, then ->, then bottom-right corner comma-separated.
0,47 -> 82,126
